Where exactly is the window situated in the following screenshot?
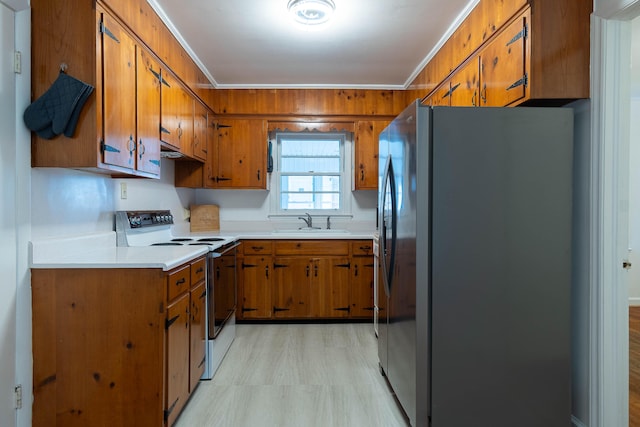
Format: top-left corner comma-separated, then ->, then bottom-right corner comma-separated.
273,132 -> 349,214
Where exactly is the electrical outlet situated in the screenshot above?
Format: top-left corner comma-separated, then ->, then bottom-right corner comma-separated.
120,182 -> 127,199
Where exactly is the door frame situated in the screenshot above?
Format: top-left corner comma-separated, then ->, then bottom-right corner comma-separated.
590,2 -> 638,426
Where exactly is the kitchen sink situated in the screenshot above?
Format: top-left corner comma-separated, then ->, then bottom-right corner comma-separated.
271,228 -> 350,234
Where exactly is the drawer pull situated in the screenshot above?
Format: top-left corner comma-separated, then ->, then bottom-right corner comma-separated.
359,246 -> 371,251
175,278 -> 186,286
195,267 -> 203,274
251,246 -> 264,251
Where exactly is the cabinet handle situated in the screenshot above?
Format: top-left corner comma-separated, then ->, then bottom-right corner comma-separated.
480,84 -> 487,104
314,264 -> 318,277
138,139 -> 145,160
359,246 -> 371,251
196,267 -> 204,274
216,266 -> 220,280
306,265 -> 310,277
217,177 -> 232,182
265,265 -> 269,279
360,169 -> 364,182
257,170 -> 261,181
471,90 -> 477,107
251,246 -> 264,251
175,278 -> 186,286
355,264 -> 359,277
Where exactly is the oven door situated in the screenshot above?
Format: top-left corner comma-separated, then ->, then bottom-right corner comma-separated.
207,241 -> 239,339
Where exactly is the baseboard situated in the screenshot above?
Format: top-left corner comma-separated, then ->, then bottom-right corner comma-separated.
572,414 -> 587,427
629,297 -> 640,306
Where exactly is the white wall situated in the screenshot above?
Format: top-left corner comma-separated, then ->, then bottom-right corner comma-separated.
630,98 -> 640,303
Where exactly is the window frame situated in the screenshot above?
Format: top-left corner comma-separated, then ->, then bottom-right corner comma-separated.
270,131 -> 352,216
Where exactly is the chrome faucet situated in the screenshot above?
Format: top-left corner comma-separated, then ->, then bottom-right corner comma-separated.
298,212 -> 313,228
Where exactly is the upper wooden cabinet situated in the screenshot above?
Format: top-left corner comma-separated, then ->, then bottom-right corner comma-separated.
161,71 -> 195,158
353,120 -> 390,191
418,0 -> 590,106
30,3 -> 163,177
213,119 -> 268,189
192,101 -> 208,162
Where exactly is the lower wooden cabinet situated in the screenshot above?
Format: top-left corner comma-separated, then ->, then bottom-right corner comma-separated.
31,256 -> 206,427
237,239 -> 374,321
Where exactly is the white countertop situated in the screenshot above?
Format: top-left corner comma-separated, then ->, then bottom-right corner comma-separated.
30,232 -> 208,271
30,229 -> 375,270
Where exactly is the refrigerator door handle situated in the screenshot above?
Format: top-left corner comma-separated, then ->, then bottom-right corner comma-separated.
380,155 -> 397,297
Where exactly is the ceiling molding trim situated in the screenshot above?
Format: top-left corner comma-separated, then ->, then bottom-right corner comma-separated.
213,83 -> 407,90
146,0 -> 219,87
402,0 -> 480,89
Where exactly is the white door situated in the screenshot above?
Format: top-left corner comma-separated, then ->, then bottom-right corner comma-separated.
0,3 -> 18,427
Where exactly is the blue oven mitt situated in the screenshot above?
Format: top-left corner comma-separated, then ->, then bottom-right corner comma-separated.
23,72 -> 94,139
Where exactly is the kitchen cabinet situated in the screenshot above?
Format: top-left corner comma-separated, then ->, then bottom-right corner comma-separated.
479,11 -> 528,107
192,101 -> 208,162
272,240 -> 350,319
160,70 -> 195,158
350,240 -> 375,318
237,239 -> 375,321
238,240 -> 273,319
423,83 -> 451,107
31,256 -> 206,427
449,57 -> 481,107
175,118 -> 268,189
30,2 -> 166,178
353,120 -> 390,190
213,119 -> 268,189
189,258 -> 207,392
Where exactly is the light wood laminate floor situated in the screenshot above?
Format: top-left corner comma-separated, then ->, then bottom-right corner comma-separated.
175,323 -> 409,427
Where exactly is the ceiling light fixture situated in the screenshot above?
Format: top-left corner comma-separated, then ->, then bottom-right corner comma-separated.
287,0 -> 336,26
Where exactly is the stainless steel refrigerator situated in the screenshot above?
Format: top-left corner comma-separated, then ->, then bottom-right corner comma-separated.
377,101 -> 573,427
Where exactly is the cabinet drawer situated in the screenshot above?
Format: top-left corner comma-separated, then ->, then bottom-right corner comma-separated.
351,240 -> 373,256
167,264 -> 191,301
242,240 -> 273,255
190,257 -> 206,284
274,240 -> 349,256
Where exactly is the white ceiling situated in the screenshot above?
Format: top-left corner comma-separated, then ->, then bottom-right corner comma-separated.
149,0 -> 477,89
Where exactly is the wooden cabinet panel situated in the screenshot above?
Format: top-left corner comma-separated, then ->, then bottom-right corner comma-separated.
189,281 -> 206,392
193,101 -> 208,162
424,83 -> 451,107
449,57 -> 481,107
240,255 -> 273,319
101,12 -> 137,170
242,240 -> 273,255
351,256 -> 375,318
353,120 -> 389,190
136,47 -> 161,175
480,11 -> 528,107
161,71 -> 194,156
215,119 -> 268,189
166,293 -> 190,427
309,257 -> 351,318
274,240 -> 349,256
273,257 -> 311,318
167,264 -> 191,301
351,240 -> 373,256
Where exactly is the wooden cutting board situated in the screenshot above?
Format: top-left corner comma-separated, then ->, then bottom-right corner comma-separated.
190,204 -> 220,232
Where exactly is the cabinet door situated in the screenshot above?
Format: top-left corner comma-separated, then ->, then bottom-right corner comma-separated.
161,72 -> 193,156
136,47 -> 161,175
216,119 -> 267,189
166,293 -> 190,427
204,116 -> 218,188
449,57 -> 480,107
354,121 -> 389,190
240,255 -> 272,319
310,257 -> 351,318
273,257 -> 310,318
480,15 -> 528,106
100,13 -> 137,169
189,281 -> 206,392
424,83 -> 451,107
351,256 -> 375,318
192,101 -> 208,162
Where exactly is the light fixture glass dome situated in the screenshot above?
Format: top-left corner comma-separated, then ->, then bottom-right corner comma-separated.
287,0 -> 336,26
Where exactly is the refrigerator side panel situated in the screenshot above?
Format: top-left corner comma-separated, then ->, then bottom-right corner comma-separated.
377,123 -> 390,375
429,107 -> 573,427
415,104 -> 432,427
